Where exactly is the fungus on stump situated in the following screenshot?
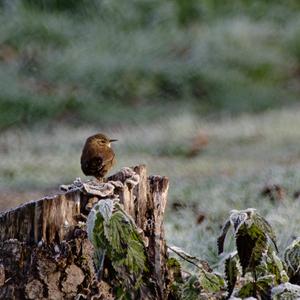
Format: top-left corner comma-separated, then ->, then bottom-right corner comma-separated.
0,165 -> 169,300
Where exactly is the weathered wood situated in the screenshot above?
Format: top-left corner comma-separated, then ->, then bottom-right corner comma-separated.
0,191 -> 81,244
133,165 -> 148,229
148,175 -> 169,293
0,165 -> 170,299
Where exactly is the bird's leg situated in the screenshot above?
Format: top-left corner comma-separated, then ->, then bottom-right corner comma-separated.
95,177 -> 104,184
96,177 -> 110,183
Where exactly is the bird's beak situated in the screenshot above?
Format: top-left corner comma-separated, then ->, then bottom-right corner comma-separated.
109,139 -> 118,142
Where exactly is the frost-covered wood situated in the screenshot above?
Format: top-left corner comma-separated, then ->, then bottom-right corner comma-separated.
0,165 -> 169,299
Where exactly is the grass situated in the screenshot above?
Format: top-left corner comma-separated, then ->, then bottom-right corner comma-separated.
0,1 -> 300,129
1,107 -> 300,269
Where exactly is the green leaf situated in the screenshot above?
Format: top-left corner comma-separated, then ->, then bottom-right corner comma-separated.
166,257 -> 183,300
181,275 -> 201,300
224,252 -> 239,299
199,270 -> 225,293
248,233 -> 268,271
236,224 -> 258,275
106,210 -> 147,276
87,205 -> 101,245
168,246 -> 223,295
217,219 -> 231,255
86,198 -> 148,296
167,257 -> 182,283
233,209 -> 273,274
125,239 -> 147,274
284,237 -> 300,283
256,275 -> 274,299
252,212 -> 278,252
237,282 -> 255,298
168,245 -> 211,271
115,287 -> 131,300
105,210 -> 129,255
91,212 -> 107,249
87,208 -> 109,277
97,198 -> 114,222
260,249 -> 287,284
257,274 -> 275,285
87,199 -> 114,246
271,282 -> 300,299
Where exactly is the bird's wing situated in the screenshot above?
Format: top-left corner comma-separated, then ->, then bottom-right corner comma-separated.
101,147 -> 115,165
81,156 -> 103,175
81,141 -> 102,173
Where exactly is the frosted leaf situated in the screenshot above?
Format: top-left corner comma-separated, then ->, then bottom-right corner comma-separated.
97,199 -> 114,223
217,219 -> 231,255
219,209 -> 277,275
86,205 -> 98,244
224,252 -> 240,298
86,198 -> 115,243
284,237 -> 300,275
271,282 -> 300,299
168,245 -> 211,271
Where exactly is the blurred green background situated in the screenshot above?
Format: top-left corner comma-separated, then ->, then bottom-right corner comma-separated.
1,0 -> 300,128
1,0 -> 300,268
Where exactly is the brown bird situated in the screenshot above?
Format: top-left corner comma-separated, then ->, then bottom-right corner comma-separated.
81,133 -> 117,182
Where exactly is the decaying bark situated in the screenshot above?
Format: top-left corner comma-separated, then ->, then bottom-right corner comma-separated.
0,165 -> 169,299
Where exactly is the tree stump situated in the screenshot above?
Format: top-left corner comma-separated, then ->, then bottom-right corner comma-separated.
0,165 -> 169,299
